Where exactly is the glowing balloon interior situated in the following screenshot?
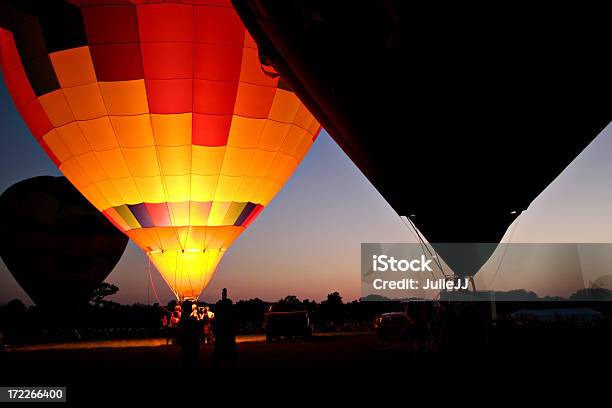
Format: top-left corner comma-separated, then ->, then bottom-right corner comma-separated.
0,0 -> 320,300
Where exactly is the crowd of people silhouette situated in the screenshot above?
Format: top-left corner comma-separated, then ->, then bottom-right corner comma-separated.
160,288 -> 236,369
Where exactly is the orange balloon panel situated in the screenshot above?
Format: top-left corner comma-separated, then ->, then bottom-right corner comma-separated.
0,1 -> 321,300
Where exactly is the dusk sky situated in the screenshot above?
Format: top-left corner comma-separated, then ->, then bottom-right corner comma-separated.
2,73 -> 612,305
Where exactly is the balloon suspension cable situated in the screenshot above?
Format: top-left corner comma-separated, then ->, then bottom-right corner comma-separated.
146,254 -> 150,305
400,215 -> 449,279
147,254 -> 172,314
400,214 -> 438,282
489,214 -> 522,287
184,250 -> 196,303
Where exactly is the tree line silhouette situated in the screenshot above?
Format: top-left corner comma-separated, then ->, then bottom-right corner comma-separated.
0,286 -> 393,345
1,283 -> 612,350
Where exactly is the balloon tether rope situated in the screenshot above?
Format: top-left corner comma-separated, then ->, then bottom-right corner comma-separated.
147,255 -> 171,314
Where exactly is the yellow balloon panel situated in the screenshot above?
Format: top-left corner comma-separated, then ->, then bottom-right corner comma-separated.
127,224 -> 243,300
191,146 -> 226,175
190,174 -> 219,202
149,249 -> 225,301
111,177 -> 142,205
163,175 -> 191,202
133,176 -> 165,203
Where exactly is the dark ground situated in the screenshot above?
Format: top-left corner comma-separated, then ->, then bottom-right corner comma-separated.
1,332 -> 609,405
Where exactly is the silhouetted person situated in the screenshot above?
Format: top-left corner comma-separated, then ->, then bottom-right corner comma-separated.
201,307 -> 214,345
190,303 -> 200,319
212,288 -> 236,368
178,300 -> 201,369
168,311 -> 180,345
161,314 -> 169,344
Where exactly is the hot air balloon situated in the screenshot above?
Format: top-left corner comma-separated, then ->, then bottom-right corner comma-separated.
0,176 -> 128,306
232,1 -> 612,280
0,0 -> 320,300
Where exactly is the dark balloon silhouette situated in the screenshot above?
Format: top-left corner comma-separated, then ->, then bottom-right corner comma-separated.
0,176 -> 128,306
233,1 -> 612,278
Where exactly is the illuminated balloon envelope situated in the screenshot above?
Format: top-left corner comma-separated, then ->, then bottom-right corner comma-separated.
0,0 -> 320,300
